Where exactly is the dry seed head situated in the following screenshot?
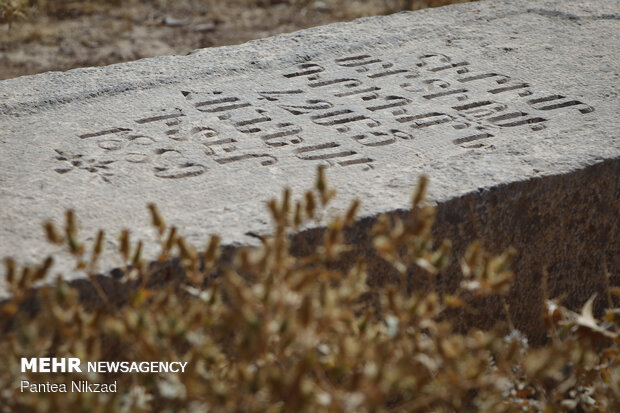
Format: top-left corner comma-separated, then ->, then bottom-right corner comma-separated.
205,235 -> 221,263
494,247 -> 517,272
119,229 -> 131,262
165,226 -> 178,251
238,248 -> 253,273
132,241 -> 143,266
177,237 -> 197,261
68,237 -> 84,256
267,199 -> 279,221
33,256 -> 54,282
325,188 -> 337,205
294,201 -> 303,228
43,221 -> 63,244
412,175 -> 429,208
305,191 -> 316,219
316,164 -> 327,194
64,210 -> 84,255
345,199 -> 360,226
148,203 -> 166,235
65,209 -> 77,238
18,266 -> 31,290
373,235 -> 393,255
432,239 -> 452,270
503,297 -> 515,331
4,257 -> 16,285
461,241 -> 482,277
93,230 -> 105,256
282,188 -> 291,216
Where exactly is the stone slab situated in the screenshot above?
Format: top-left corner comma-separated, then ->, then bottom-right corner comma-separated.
0,0 -> 619,303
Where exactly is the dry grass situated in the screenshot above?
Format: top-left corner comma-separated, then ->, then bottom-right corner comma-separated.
1,168 -> 618,412
0,0 -> 476,79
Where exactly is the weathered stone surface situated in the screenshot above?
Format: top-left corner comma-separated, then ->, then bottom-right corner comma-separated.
0,0 -> 618,335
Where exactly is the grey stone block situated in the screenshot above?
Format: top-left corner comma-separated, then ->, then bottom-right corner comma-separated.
0,0 -> 618,338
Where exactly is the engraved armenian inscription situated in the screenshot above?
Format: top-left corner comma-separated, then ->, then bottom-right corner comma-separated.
54,52 -> 593,182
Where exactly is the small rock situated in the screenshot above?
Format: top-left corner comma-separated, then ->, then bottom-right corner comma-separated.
193,23 -> 216,33
164,16 -> 190,27
313,1 -> 329,11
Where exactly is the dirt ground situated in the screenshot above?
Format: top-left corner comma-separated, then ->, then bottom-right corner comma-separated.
0,0 -> 472,80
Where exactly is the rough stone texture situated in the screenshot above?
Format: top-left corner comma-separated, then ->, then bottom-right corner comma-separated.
0,0 -> 618,338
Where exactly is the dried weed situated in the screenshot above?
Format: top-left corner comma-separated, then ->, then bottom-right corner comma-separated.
1,168 -> 618,412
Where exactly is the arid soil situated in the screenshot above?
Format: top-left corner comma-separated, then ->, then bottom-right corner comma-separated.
0,0 -> 470,80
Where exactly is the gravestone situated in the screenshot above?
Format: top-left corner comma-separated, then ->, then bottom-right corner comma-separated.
0,0 -> 618,338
